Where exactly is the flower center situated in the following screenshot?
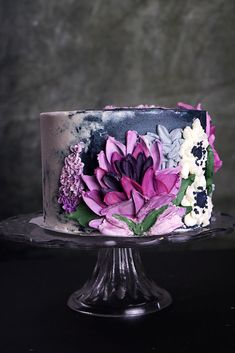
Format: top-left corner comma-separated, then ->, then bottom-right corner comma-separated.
191,141 -> 206,166
114,153 -> 153,184
196,190 -> 207,208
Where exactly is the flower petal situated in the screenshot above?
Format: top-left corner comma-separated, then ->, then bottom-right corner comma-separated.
154,166 -> 181,196
148,205 -> 185,235
149,139 -> 162,170
97,151 -> 110,171
121,176 -> 143,199
82,190 -> 106,215
95,168 -> 106,188
137,194 -> 174,221
106,136 -> 126,164
133,136 -> 151,159
104,191 -> 126,205
131,189 -> 145,214
142,167 -> 156,198
101,199 -> 135,218
177,102 -> 194,110
111,151 -> 123,174
89,218 -> 103,229
95,217 -> 134,236
126,130 -> 138,154
82,175 -> 100,191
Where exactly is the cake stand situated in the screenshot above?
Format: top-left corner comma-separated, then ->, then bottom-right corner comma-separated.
0,212 -> 234,318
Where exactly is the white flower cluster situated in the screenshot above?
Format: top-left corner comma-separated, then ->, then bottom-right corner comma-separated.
180,119 -> 209,179
179,119 -> 213,227
181,175 -> 213,227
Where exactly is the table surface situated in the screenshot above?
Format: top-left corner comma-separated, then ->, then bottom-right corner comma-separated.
1,231 -> 235,353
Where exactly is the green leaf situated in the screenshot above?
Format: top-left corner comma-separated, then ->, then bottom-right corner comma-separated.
140,205 -> 168,233
173,174 -> 195,206
205,145 -> 214,195
114,205 -> 168,236
113,214 -> 137,232
184,206 -> 192,215
67,202 -> 98,227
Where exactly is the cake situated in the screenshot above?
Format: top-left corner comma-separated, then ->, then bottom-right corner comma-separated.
40,103 -> 222,236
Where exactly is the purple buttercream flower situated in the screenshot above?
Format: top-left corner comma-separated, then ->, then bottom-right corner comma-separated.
58,144 -> 84,212
81,130 -> 183,235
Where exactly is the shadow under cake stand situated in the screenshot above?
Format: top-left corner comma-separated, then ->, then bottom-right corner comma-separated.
0,212 -> 234,318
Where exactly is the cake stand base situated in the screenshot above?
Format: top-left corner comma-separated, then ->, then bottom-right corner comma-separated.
67,248 -> 171,317
1,212 -> 234,318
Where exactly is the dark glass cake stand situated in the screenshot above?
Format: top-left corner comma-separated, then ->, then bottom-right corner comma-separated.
0,212 -> 234,318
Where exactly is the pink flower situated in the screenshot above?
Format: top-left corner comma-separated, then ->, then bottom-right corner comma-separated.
177,102 -> 222,173
82,131 -> 182,235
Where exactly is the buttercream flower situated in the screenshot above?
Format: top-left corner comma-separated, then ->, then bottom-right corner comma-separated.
81,131 -> 182,235
58,144 -> 84,212
180,119 -> 209,179
181,175 -> 213,227
177,102 -> 222,173
156,125 -> 184,169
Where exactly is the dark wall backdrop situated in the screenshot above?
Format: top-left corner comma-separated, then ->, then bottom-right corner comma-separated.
1,0 -> 235,220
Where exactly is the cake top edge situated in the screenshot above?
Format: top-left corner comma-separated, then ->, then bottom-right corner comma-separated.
40,107 -> 207,117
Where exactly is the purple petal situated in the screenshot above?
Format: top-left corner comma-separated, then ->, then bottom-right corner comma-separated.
154,167 -> 181,196
148,205 -> 185,235
111,152 -> 123,173
149,139 -> 162,170
93,217 -> 133,236
121,176 -> 143,199
89,218 -> 103,229
133,137 -> 150,159
106,136 -> 126,164
82,175 -> 100,191
97,151 -> 110,171
82,190 -> 106,215
101,199 -> 135,218
104,191 -> 126,205
141,167 -> 156,198
177,102 -> 194,110
137,194 -> 174,221
95,168 -> 106,188
132,189 -> 145,214
126,130 -> 138,154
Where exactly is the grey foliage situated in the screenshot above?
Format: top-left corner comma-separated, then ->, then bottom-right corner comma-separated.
156,125 -> 184,169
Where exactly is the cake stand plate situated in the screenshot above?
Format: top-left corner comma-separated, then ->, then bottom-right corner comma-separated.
0,212 -> 234,318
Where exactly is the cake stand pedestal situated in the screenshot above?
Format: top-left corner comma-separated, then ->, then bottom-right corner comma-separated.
0,212 -> 234,318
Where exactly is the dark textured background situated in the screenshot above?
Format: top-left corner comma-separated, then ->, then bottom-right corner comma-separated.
1,0 -> 235,220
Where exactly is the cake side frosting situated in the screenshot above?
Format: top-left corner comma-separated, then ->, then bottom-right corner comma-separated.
40,105 -> 222,235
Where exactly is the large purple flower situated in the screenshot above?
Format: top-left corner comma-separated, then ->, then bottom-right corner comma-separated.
177,102 -> 222,173
81,131 -> 182,235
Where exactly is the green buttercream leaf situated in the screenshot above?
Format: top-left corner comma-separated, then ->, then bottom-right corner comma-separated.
205,145 -> 214,195
67,202 -> 98,227
113,215 -> 137,232
140,205 -> 168,233
184,206 -> 192,215
114,205 -> 168,236
173,174 -> 195,206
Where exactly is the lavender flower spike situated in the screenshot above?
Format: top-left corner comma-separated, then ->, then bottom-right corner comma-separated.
58,144 -> 84,213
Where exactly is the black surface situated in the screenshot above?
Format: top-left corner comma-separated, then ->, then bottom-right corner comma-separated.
1,235 -> 235,353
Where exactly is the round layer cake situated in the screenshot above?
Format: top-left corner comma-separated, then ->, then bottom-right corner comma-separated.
40,105 -> 222,236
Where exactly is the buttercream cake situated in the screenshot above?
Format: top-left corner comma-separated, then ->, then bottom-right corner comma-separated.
40,103 -> 222,236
